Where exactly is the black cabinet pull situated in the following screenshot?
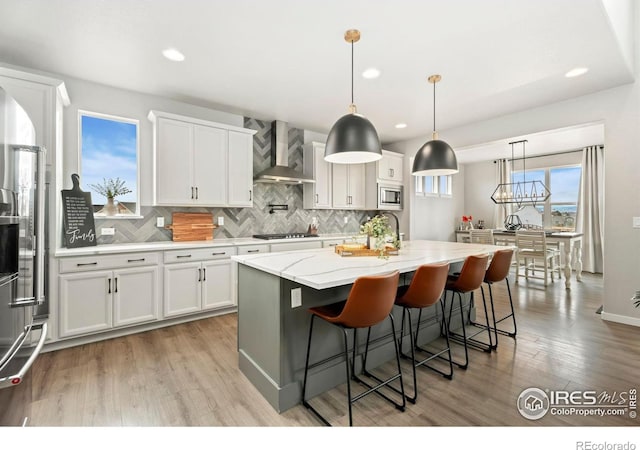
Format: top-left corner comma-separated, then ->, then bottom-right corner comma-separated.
328,243 -> 337,247
195,187 -> 199,199
114,277 -> 118,293
197,268 -> 202,282
315,194 -> 319,203
127,258 -> 145,263
77,262 -> 98,267
247,249 -> 260,253
191,187 -> 194,199
202,268 -> 206,282
108,278 -> 111,294
177,255 -> 192,259
249,190 -> 252,201
211,252 -> 226,256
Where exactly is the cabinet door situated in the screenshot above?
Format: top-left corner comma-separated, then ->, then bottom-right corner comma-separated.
164,262 -> 202,317
348,164 -> 366,209
201,260 -> 234,310
193,125 -> 227,205
227,130 -> 253,207
59,271 -> 113,338
155,118 -> 194,205
307,143 -> 332,209
331,164 -> 350,209
113,266 -> 159,327
378,151 -> 404,183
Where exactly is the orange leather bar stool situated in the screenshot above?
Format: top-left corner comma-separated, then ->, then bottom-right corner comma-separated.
301,271 -> 405,426
480,248 -> 516,347
394,263 -> 452,404
444,254 -> 491,369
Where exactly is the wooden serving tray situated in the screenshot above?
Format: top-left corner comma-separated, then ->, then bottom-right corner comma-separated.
165,212 -> 218,241
334,244 -> 399,257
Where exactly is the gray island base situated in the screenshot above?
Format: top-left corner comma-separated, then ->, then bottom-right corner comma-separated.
233,240 -> 509,413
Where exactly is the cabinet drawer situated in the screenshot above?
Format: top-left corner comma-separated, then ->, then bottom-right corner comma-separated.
269,241 -> 323,253
164,246 -> 236,264
59,252 -> 160,273
237,244 -> 270,255
322,239 -> 345,248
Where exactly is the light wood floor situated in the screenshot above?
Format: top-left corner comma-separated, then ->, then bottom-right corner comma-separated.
13,272 -> 640,426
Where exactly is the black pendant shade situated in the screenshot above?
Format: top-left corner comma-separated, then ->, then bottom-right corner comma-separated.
324,29 -> 382,164
412,138 -> 458,176
412,74 -> 458,176
325,112 -> 382,164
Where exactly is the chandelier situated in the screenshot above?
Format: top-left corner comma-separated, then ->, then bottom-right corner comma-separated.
491,139 -> 550,208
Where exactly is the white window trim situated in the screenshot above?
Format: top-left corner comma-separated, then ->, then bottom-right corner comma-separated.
414,174 -> 452,198
78,110 -> 141,218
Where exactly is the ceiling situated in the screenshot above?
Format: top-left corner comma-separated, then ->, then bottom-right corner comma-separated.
0,0 -> 634,148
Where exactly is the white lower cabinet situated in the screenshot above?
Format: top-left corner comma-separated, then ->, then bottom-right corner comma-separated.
59,264 -> 160,338
163,247 -> 236,318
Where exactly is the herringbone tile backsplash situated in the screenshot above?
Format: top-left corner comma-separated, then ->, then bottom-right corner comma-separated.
96,117 -> 374,244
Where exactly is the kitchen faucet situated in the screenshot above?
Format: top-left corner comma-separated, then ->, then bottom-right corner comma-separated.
378,211 -> 400,246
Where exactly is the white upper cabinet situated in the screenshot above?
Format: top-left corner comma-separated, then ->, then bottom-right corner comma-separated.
227,130 -> 254,207
149,111 -> 256,207
377,150 -> 404,184
303,142 -> 332,209
332,163 -> 366,210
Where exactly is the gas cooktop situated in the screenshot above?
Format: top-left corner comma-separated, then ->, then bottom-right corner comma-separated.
252,233 -> 317,240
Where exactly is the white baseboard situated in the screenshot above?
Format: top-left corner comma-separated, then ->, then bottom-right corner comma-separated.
601,311 -> 640,327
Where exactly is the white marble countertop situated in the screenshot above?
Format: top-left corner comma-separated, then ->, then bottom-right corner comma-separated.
54,234 -> 357,257
232,240 -> 512,290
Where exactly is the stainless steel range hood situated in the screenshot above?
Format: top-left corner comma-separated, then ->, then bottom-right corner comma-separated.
254,120 -> 315,184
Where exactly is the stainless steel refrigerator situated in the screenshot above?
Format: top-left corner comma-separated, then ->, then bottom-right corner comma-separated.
0,86 -> 48,426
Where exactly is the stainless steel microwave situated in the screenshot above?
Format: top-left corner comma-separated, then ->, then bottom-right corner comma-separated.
378,184 -> 403,210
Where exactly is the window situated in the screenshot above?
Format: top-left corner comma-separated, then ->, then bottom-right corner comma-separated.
511,165 -> 581,231
415,175 -> 452,197
79,111 -> 139,217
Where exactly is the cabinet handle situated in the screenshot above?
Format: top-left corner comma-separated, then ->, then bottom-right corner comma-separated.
389,168 -> 393,177
197,268 -> 202,282
77,262 -> 98,267
177,254 -> 192,259
391,168 -> 395,177
108,278 -> 111,294
211,252 -> 227,256
247,249 -> 260,253
328,243 -> 337,247
249,190 -> 252,201
195,187 -> 199,199
127,258 -> 145,263
202,268 -> 206,282
114,277 -> 118,293
315,194 -> 319,203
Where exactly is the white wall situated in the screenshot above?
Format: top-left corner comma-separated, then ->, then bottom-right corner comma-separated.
61,76 -> 244,206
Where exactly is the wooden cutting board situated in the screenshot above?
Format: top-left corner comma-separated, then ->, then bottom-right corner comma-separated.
165,212 -> 217,241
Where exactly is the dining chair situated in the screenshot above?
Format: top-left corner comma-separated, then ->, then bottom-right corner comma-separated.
515,230 -> 561,286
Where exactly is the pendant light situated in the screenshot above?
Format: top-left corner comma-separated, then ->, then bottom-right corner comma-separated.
324,29 -> 382,164
411,74 -> 458,176
491,140 -> 550,208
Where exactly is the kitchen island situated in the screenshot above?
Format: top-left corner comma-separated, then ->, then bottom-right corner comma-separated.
232,240 -> 510,413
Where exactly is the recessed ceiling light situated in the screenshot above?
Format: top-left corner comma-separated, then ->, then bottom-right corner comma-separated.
362,68 -> 381,79
565,67 -> 588,78
395,123 -> 407,129
162,48 -> 185,62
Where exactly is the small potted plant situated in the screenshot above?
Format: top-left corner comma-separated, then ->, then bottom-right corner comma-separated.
360,215 -> 399,259
89,177 -> 132,216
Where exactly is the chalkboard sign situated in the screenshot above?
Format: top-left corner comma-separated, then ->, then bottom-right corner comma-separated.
61,174 -> 97,248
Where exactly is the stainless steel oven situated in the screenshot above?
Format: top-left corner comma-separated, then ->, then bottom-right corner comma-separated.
377,184 -> 403,210
0,86 -> 48,425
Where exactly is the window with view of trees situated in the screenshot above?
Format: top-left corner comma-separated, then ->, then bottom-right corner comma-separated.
511,165 -> 581,231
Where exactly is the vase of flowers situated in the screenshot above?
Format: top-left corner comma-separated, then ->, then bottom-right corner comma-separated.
360,215 -> 399,259
462,215 -> 473,230
89,177 -> 132,216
